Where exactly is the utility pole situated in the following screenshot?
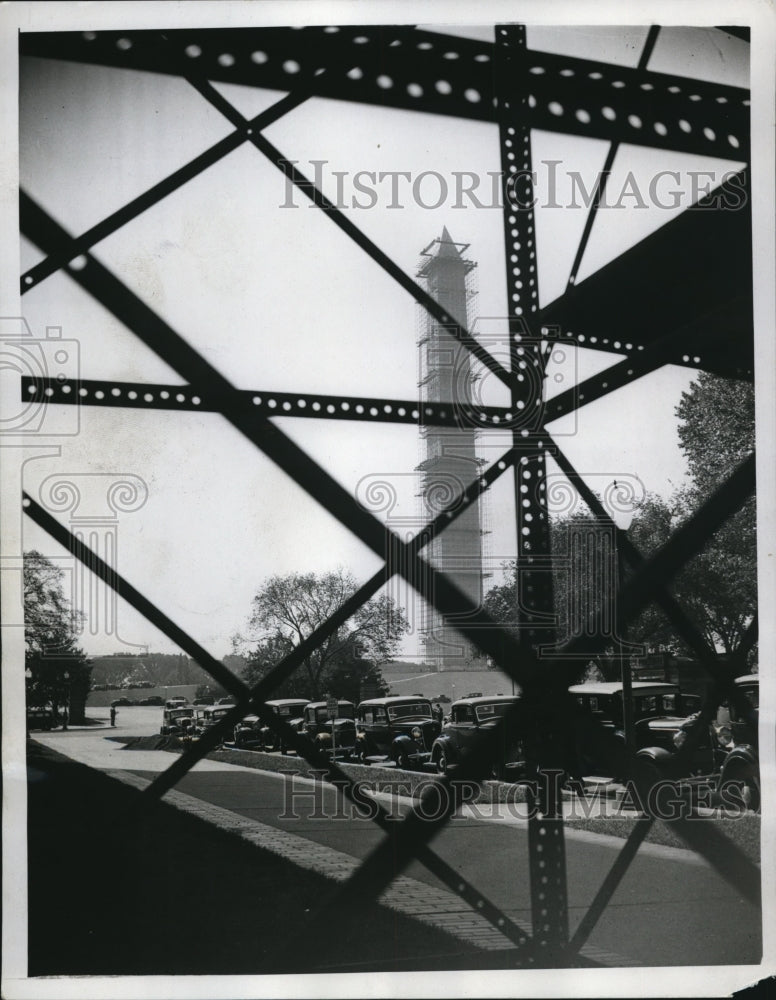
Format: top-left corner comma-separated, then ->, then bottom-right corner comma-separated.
617,520 -> 635,761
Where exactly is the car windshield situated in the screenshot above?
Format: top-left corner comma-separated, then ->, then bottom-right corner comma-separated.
314,706 -> 354,722
171,709 -> 192,719
633,692 -> 677,718
475,702 -> 511,722
387,702 -> 432,721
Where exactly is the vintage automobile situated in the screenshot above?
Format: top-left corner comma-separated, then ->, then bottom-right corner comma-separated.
111,696 -> 135,708
715,675 -> 760,810
430,695 -> 526,779
259,698 -> 311,753
354,696 -> 441,770
569,681 -> 702,778
26,705 -> 57,731
164,696 -> 188,709
193,705 -> 234,738
301,700 -> 357,757
633,675 -> 759,793
159,705 -> 195,736
233,713 -> 262,748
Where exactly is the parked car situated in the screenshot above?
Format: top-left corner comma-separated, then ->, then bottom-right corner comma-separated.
139,695 -> 165,706
189,705 -> 235,743
164,697 -> 188,709
160,705 -> 195,736
715,675 -> 759,810
431,695 -> 526,779
259,699 -> 310,753
635,709 -> 731,785
233,713 -> 262,748
570,681 -> 701,778
634,676 -> 759,794
26,706 -> 56,731
111,697 -> 135,708
216,696 -> 236,706
355,696 -> 441,770
302,700 -> 357,757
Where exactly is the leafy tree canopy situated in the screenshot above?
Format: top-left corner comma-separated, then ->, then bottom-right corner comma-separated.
234,569 -> 408,700
676,371 -> 754,495
24,551 -> 91,722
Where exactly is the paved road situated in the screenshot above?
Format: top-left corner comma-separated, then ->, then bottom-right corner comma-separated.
33,712 -> 762,968
135,766 -> 760,968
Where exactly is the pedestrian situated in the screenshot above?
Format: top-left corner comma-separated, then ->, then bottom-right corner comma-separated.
110,706 -> 117,727
433,702 -> 444,725
61,707 -> 68,731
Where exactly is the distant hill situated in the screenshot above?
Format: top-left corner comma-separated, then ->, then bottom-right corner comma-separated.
88,652 -> 230,689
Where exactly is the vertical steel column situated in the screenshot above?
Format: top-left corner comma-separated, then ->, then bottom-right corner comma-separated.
495,23 -> 569,960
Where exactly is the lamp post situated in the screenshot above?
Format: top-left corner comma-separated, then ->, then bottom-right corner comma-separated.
25,667 -> 33,735
613,484 -> 636,762
62,670 -> 70,729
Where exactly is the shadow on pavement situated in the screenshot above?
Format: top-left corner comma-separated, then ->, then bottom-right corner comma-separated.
27,741 -> 524,976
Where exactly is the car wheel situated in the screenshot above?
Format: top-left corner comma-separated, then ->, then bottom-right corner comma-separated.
723,769 -> 761,813
741,776 -> 760,812
436,750 -> 449,776
396,750 -> 411,771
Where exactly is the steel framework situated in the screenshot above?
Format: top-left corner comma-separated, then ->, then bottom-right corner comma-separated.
19,23 -> 758,970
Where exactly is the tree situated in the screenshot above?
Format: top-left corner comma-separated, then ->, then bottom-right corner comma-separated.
483,372 -> 757,670
24,551 -> 92,724
627,492 -> 756,663
235,569 -> 409,700
241,633 -> 309,699
641,372 -> 757,664
483,508 -> 625,680
676,371 -> 754,495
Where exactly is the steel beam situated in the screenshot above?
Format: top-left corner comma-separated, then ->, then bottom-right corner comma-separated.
20,26 -> 749,159
21,376 -> 520,428
497,24 -> 568,959
536,172 -> 753,378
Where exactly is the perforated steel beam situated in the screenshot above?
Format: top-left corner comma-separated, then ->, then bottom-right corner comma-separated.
497,24 -> 567,957
20,26 -> 749,159
21,376 -> 519,428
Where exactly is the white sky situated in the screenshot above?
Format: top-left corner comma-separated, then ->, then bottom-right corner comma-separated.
16,24 -> 750,659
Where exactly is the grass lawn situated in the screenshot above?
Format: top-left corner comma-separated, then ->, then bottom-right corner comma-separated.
565,812 -> 761,864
